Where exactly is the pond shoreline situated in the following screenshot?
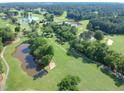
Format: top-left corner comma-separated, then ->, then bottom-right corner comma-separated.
13,43 -> 37,77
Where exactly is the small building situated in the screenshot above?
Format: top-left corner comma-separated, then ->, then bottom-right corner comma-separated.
61,21 -> 81,27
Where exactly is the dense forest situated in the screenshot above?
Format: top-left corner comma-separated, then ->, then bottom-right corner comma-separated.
87,16 -> 124,34
1,2 -> 124,17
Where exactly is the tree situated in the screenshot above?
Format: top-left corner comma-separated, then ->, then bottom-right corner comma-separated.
42,55 -> 53,67
57,75 -> 81,91
15,26 -> 21,32
88,16 -> 124,34
69,38 -> 124,76
0,27 -> 15,44
0,38 -> 3,52
44,13 -> 54,22
27,31 -> 39,38
87,23 -> 93,31
94,30 -> 104,40
46,46 -> 54,56
79,31 -> 94,41
0,60 -> 3,74
42,26 -> 53,37
52,23 -> 77,42
29,37 -> 54,69
11,17 -> 18,24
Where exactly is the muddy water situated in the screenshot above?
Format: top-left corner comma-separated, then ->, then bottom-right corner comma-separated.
13,44 -> 37,77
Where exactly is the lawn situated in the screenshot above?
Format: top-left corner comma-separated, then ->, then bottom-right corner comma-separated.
4,36 -> 124,90
0,18 -> 16,32
32,13 -> 44,20
104,35 -> 124,55
54,11 -> 68,23
77,20 -> 89,35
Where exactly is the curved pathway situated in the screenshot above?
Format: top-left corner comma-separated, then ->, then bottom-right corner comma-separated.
0,47 -> 9,90
0,32 -> 22,90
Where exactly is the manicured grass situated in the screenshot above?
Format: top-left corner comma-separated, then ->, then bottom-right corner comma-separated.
54,11 -> 68,23
77,20 -> 89,35
0,18 -> 16,32
32,13 -> 44,20
4,36 -> 124,90
104,35 -> 124,55
20,22 -> 31,31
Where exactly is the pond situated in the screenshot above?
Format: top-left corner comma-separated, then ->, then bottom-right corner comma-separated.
13,43 -> 48,79
13,44 -> 37,76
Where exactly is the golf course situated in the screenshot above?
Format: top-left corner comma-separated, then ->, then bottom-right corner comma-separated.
0,2 -> 124,91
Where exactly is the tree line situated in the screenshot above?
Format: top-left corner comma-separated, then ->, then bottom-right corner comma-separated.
1,2 -> 124,21
0,27 -> 16,74
0,27 -> 15,45
69,39 -> 124,75
88,16 -> 124,34
45,3 -> 124,21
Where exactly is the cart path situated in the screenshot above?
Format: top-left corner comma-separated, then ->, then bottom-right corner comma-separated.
0,47 -> 9,90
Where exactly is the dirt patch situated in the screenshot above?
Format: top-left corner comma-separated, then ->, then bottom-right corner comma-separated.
13,44 -> 37,77
0,73 -> 5,90
12,38 -> 20,44
0,74 -> 3,82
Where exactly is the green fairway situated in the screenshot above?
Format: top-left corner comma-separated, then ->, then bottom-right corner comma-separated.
104,35 -> 124,55
32,13 -> 44,20
54,11 -> 68,22
0,18 -> 16,31
4,36 -> 124,90
77,20 -> 89,35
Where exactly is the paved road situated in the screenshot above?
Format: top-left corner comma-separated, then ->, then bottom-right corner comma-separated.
0,47 -> 9,90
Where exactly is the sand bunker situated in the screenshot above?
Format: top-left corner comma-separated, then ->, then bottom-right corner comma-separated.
107,39 -> 113,46
48,61 -> 56,70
